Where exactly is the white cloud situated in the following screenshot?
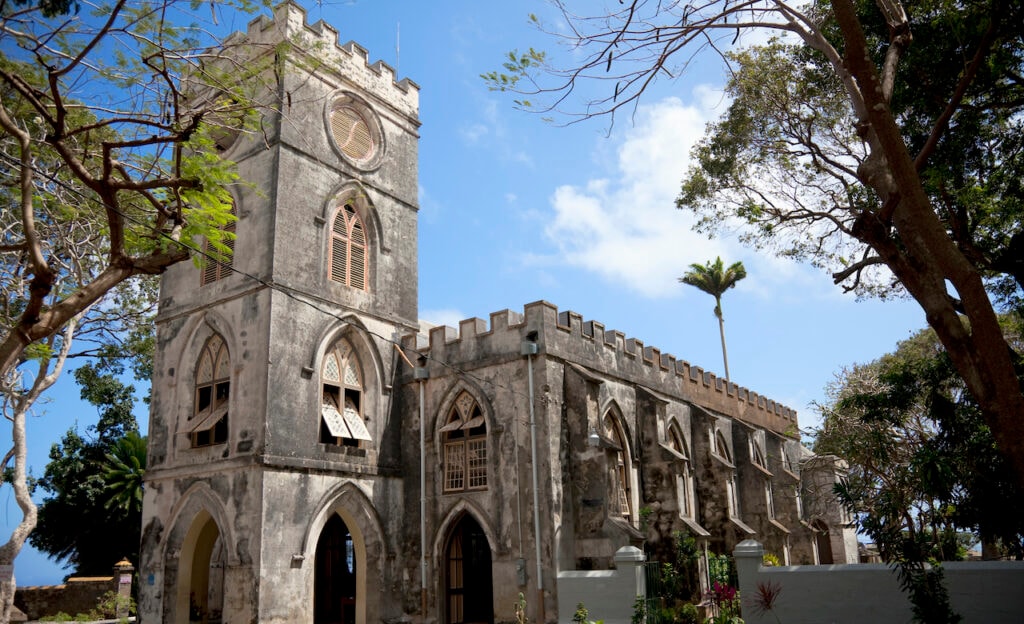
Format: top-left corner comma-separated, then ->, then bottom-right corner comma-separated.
543,93 -> 732,298
541,89 -> 844,301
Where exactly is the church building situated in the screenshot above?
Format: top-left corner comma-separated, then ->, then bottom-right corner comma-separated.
138,4 -> 857,623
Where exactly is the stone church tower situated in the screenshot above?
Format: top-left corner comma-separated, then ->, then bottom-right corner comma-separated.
140,4 -> 859,624
138,4 -> 421,622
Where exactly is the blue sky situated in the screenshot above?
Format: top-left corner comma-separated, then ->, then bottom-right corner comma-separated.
2,0 -> 927,585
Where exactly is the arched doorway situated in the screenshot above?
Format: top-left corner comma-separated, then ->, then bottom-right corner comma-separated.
315,514 -> 357,624
444,515 -> 493,624
812,519 -> 833,564
175,511 -> 224,624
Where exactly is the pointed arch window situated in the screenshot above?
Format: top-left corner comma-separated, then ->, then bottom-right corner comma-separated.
442,392 -> 487,493
604,413 -> 632,521
321,340 -> 371,447
669,425 -> 694,519
192,335 -> 229,447
329,203 -> 368,290
752,439 -> 767,469
715,430 -> 732,464
201,203 -> 236,285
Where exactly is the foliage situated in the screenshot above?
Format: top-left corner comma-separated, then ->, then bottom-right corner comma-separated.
706,581 -> 742,624
679,258 -> 747,320
30,363 -> 147,575
816,324 -> 1024,620
816,325 -> 1024,561
572,602 -> 603,624
761,552 -> 781,567
750,581 -> 782,624
93,589 -> 136,620
515,592 -> 528,624
102,430 -> 147,514
644,531 -> 703,623
631,596 -> 647,624
899,563 -> 961,624
489,0 -> 1024,492
39,589 -> 134,623
0,0 -> 274,613
679,257 -> 746,380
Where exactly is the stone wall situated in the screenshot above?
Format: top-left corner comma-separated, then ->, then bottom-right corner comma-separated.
15,577 -> 117,621
16,561 -> 134,622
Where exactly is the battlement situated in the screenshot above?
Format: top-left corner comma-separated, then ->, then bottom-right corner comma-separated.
407,301 -> 799,437
224,1 -> 419,118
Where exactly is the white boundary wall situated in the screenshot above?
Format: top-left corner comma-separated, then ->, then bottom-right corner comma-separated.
734,540 -> 1024,624
556,547 -> 646,624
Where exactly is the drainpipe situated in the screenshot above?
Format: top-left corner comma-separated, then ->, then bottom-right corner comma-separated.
415,356 -> 429,622
521,332 -> 545,624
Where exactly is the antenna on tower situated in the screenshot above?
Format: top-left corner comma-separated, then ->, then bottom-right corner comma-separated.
395,22 -> 400,76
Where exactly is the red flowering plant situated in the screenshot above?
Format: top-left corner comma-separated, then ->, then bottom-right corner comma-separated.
706,581 -> 743,624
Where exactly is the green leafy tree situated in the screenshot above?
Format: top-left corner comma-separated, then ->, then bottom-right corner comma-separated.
0,1 -> 275,614
815,324 -> 1024,621
679,257 -> 746,382
30,363 -> 146,576
102,430 -> 147,515
488,0 -> 1024,491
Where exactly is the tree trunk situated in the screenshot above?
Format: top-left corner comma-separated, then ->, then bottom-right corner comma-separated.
0,399 -> 38,624
717,309 -> 731,383
832,0 -> 1024,490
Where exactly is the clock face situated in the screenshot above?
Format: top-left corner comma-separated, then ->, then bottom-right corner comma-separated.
328,95 -> 384,170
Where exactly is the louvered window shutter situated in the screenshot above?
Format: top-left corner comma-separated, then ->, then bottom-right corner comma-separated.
200,205 -> 236,285
331,107 -> 374,162
328,204 -> 368,290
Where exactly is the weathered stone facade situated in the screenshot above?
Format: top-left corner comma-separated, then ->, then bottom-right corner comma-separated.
138,3 -> 856,623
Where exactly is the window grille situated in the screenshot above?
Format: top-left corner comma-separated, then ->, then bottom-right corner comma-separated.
442,393 -> 488,493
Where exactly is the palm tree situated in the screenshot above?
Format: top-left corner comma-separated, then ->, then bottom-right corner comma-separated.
679,257 -> 747,382
101,431 -> 147,515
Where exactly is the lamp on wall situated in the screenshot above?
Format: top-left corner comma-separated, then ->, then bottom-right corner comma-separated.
588,428 -> 601,448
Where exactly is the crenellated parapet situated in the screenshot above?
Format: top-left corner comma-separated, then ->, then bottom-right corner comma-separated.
222,1 -> 419,118
405,301 -> 799,437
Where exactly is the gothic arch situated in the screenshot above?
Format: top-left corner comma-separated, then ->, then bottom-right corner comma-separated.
319,179 -> 387,252
434,505 -> 496,624
307,317 -> 386,388
431,381 -> 495,440
170,314 -> 238,455
170,311 -> 238,381
432,501 -> 499,573
666,418 -> 689,456
432,382 -> 496,493
598,401 -> 635,456
320,182 -> 388,270
300,482 -> 387,624
306,319 -> 386,444
162,483 -> 237,566
161,483 -> 236,624
714,429 -> 733,464
600,402 -> 637,522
